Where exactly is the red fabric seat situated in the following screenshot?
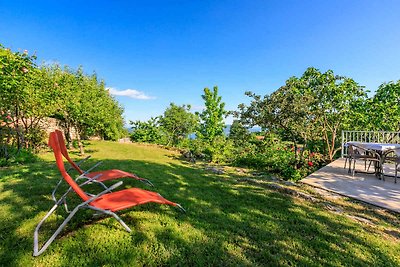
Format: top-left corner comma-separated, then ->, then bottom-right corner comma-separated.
85,169 -> 139,182
90,188 -> 176,212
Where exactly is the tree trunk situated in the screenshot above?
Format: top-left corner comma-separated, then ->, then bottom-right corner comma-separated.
67,126 -> 73,149
75,126 -> 85,156
63,121 -> 73,149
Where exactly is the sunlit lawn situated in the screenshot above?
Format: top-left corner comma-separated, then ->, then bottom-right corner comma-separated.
1,141 -> 400,266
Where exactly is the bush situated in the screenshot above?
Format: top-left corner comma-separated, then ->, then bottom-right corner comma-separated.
187,136 -> 234,163
232,138 -> 324,181
0,147 -> 38,167
24,126 -> 47,152
129,118 -> 167,145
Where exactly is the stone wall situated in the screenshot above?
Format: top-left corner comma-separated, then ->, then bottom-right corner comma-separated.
39,117 -> 78,139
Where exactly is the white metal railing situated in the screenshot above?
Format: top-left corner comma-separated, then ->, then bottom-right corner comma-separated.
341,130 -> 400,157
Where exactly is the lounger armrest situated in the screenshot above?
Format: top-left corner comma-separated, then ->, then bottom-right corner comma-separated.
76,156 -> 91,167
77,174 -> 104,186
85,181 -> 124,204
66,156 -> 91,174
83,161 -> 103,175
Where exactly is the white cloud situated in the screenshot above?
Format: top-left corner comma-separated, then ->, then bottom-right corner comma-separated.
107,87 -> 155,100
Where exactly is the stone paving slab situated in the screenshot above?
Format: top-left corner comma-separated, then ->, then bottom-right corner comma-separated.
302,158 -> 400,213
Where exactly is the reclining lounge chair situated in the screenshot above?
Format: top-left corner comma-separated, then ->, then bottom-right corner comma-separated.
33,131 -> 184,256
51,130 -> 154,209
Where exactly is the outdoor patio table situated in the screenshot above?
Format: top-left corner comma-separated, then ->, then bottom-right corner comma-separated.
346,142 -> 400,179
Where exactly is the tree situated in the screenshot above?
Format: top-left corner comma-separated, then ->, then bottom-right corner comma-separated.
368,81 -> 400,131
129,117 -> 164,144
237,78 -> 316,161
229,120 -> 253,147
238,67 -> 368,162
305,68 -> 367,161
49,65 -> 126,154
0,44 -> 126,157
159,103 -> 198,146
0,45 -> 57,152
198,86 -> 227,142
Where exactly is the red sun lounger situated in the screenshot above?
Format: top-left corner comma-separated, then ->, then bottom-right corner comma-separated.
33,131 -> 185,256
50,130 -> 154,210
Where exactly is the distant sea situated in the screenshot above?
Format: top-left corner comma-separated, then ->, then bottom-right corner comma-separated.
223,125 -> 261,135
126,124 -> 262,137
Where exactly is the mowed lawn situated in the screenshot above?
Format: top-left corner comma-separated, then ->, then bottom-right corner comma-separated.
1,141 -> 400,266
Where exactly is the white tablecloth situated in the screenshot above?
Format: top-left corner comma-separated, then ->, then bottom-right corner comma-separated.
347,142 -> 400,153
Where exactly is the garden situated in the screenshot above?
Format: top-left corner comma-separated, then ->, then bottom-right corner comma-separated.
1,141 -> 400,266
1,44 -> 400,266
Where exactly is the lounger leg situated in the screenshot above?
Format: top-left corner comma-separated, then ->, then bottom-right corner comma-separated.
175,204 -> 186,213
33,204 -> 82,256
110,212 -> 132,232
141,179 -> 154,187
88,207 -> 132,232
51,179 -> 64,203
33,204 -> 58,256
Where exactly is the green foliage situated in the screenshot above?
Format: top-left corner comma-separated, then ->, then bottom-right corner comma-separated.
0,44 -> 126,160
232,137 -> 321,181
367,81 -> 400,131
23,126 -> 47,151
197,86 -> 227,142
159,103 -> 198,146
204,136 -> 234,163
186,136 -> 234,163
48,65 -> 126,142
238,67 -> 368,162
195,86 -> 229,162
0,147 -> 38,167
229,120 -> 254,147
0,45 -> 53,158
305,68 -> 367,160
129,117 -> 166,144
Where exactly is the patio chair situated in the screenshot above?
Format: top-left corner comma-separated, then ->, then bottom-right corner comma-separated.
51,130 -> 153,208
33,131 -> 185,256
347,144 -> 380,176
383,148 -> 400,183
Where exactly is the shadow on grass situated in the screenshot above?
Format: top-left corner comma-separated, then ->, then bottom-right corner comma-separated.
69,149 -> 98,156
0,157 -> 400,266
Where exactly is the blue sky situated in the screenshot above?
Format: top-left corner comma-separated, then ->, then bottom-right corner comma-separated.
1,1 -> 400,124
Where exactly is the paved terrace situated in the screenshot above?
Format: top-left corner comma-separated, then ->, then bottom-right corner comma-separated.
302,158 -> 400,213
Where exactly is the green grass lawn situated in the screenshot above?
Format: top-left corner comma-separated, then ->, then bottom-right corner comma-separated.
1,141 -> 400,266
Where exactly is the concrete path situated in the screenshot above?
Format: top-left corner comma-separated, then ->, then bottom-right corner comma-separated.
302,158 -> 400,213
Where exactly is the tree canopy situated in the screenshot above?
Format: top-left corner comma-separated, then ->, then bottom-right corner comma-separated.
159,103 -> 198,146
367,81 -> 400,131
238,67 -> 368,161
0,44 -> 125,156
197,86 -> 227,142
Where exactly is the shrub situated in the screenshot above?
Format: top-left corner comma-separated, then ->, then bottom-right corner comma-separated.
0,147 -> 38,167
232,137 -> 325,181
129,118 -> 167,145
187,136 -> 234,163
